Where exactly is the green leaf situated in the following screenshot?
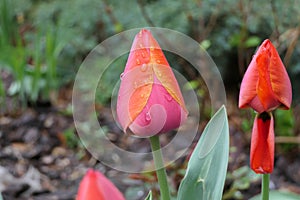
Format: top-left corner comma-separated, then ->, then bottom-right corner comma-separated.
250,190 -> 300,200
144,191 -> 153,200
177,105 -> 229,200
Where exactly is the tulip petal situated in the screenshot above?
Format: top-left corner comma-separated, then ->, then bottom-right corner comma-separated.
117,65 -> 153,132
117,29 -> 188,134
126,29 -> 186,110
256,47 -> 280,111
129,81 -> 187,136
124,29 -> 167,73
250,112 -> 274,174
154,64 -> 187,112
129,103 -> 167,136
77,169 -> 125,200
77,169 -> 105,200
239,39 -> 292,113
267,40 -> 292,109
238,53 -> 262,111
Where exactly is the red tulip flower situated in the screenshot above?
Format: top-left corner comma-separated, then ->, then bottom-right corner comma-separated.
117,29 -> 188,137
250,112 -> 274,174
76,169 -> 125,200
239,39 -> 292,174
239,39 -> 292,113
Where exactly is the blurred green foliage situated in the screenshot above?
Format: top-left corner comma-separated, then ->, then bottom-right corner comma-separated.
223,166 -> 260,199
274,109 -> 297,151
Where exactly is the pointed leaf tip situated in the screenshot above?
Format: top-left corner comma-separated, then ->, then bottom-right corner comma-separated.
177,105 -> 229,200
198,105 -> 227,158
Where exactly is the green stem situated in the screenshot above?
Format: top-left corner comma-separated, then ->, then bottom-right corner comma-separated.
149,135 -> 171,200
262,174 -> 270,200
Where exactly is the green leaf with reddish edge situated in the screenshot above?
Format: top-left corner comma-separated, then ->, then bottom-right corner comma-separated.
177,105 -> 229,200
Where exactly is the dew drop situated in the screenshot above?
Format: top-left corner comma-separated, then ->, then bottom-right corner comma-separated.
136,59 -> 141,65
120,73 -> 124,80
141,64 -> 147,72
141,93 -> 144,98
165,93 -> 173,101
139,43 -> 143,48
141,52 -> 146,58
158,72 -> 162,77
156,59 -> 161,64
150,46 -> 155,51
134,81 -> 138,89
145,112 -> 151,122
138,31 -> 143,38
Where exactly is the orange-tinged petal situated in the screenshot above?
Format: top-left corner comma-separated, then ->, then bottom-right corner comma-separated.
124,29 -> 167,73
117,29 -> 188,134
154,65 -> 187,112
267,40 -> 292,109
239,39 -> 292,113
256,48 -> 280,111
129,83 -> 153,122
117,65 -> 153,131
250,112 -> 274,174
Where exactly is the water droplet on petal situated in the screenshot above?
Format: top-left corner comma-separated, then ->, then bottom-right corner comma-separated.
156,59 -> 161,64
158,72 -> 162,77
138,31 -> 143,38
141,52 -> 146,58
141,93 -> 144,98
165,93 -> 173,102
141,64 -> 147,72
134,81 -> 138,89
150,46 -> 154,51
120,73 -> 124,80
136,59 -> 141,65
145,112 -> 151,122
139,43 -> 143,48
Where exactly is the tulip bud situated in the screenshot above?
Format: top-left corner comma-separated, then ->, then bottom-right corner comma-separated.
117,29 -> 188,137
76,169 -> 125,200
250,112 -> 274,174
239,39 -> 292,113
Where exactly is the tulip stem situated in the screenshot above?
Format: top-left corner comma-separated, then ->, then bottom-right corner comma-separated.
262,174 -> 270,200
149,135 -> 171,200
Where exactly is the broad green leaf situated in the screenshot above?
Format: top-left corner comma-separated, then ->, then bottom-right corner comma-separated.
144,191 -> 153,200
177,105 -> 229,200
250,190 -> 300,200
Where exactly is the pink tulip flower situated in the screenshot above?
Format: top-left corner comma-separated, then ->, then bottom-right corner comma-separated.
117,29 -> 188,137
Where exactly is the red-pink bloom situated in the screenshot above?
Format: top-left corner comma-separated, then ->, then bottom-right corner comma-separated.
117,29 -> 188,137
239,39 -> 292,113
250,112 -> 274,174
76,169 -> 125,200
